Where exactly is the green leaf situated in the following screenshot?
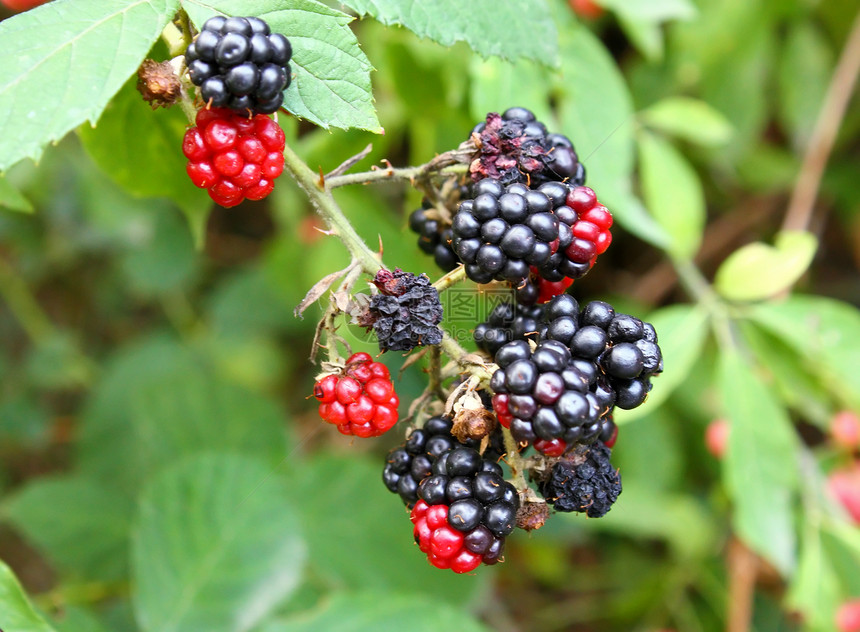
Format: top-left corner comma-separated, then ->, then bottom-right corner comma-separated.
640,97 -> 734,147
715,230 -> 818,302
3,475 -> 134,582
0,0 -> 181,171
637,130 -> 705,260
261,591 -> 491,632
468,56 -> 553,125
78,78 -> 211,240
291,454 -> 486,605
77,337 -> 290,494
53,606 -> 110,632
748,295 -> 860,412
576,483 -> 717,560
555,21 -> 669,249
786,527 -> 840,632
182,0 -> 381,132
594,0 -> 696,22
616,13 -> 664,61
615,304 -> 709,423
821,521 -> 860,596
0,175 -> 34,213
343,0 -> 557,66
132,453 -> 305,632
778,22 -> 833,149
719,349 -> 798,575
0,559 -> 57,632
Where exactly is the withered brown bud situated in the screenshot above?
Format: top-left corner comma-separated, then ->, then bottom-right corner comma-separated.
137,59 -> 181,109
516,499 -> 550,532
451,407 -> 497,443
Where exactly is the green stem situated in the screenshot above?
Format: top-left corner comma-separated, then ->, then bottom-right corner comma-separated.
325,163 -> 468,190
439,332 -> 493,382
0,257 -> 54,344
673,258 -> 739,352
282,142 -> 383,275
431,264 -> 467,293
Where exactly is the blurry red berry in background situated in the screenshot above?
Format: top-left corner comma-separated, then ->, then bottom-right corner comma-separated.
705,419 -> 730,459
828,463 -> 860,524
568,0 -> 605,20
831,410 -> 860,450
1,0 -> 49,11
837,600 -> 860,632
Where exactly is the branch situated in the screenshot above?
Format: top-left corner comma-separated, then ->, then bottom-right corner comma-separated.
282,141 -> 384,275
782,11 -> 860,232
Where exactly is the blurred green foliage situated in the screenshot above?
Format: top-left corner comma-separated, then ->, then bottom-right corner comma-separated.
0,0 -> 858,631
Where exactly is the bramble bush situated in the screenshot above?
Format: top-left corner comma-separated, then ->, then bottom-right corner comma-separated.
0,0 -> 858,631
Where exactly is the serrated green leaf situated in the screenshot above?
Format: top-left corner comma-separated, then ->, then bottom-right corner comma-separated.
594,0 -> 696,21
182,0 -> 381,132
261,591 -> 491,632
640,97 -> 734,147
719,350 -> 798,575
748,295 -> 860,411
78,78 -> 212,237
0,175 -> 34,213
0,559 -> 57,632
132,453 -> 305,632
343,0 -> 557,66
615,304 -> 708,423
555,21 -> 669,249
291,454 -> 487,605
715,230 -> 817,302
3,475 -> 134,582
77,337 -> 290,494
637,130 -> 705,260
778,22 -> 833,149
0,0 -> 181,171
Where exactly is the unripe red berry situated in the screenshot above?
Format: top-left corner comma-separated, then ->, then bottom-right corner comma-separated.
837,600 -> 860,632
831,410 -> 860,450
705,419 -> 730,459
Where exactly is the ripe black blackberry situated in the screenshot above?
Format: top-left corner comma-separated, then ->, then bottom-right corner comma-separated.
185,15 -> 292,114
470,107 -> 586,187
451,179 -> 568,285
473,300 -> 545,357
408,202 -> 458,272
537,441 -> 621,518
490,338 -> 604,457
413,445 -> 519,570
362,269 -> 443,352
382,415 -> 505,508
569,300 -> 663,410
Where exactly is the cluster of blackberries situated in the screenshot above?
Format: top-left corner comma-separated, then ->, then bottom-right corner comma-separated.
487,294 -> 662,456
361,269 -> 444,353
473,301 -> 545,357
538,442 -> 622,518
383,415 -> 505,507
450,179 -> 612,289
470,107 -> 586,187
185,15 -> 292,114
408,202 -> 458,272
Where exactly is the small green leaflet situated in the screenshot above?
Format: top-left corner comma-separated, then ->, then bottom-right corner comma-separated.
0,559 -> 57,632
181,0 -> 381,132
0,0 -> 181,171
342,0 -> 558,66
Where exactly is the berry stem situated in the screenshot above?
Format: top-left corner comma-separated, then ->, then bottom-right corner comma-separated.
500,426 -> 530,494
431,264 -> 467,293
322,144 -> 473,191
281,141 -> 384,275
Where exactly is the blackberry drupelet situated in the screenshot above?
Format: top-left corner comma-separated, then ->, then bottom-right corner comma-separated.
364,269 -> 444,352
539,441 -> 621,517
490,337 -> 604,457
412,445 -> 519,572
407,203 -> 458,272
470,107 -> 586,187
185,15 -> 292,114
473,300 -> 545,357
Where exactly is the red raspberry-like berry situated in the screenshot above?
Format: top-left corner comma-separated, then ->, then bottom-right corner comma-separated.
313,352 -> 399,437
410,500 -> 500,573
828,462 -> 860,524
831,410 -> 860,451
705,419 -> 730,460
564,186 -> 613,264
837,599 -> 860,632
182,107 -> 285,208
